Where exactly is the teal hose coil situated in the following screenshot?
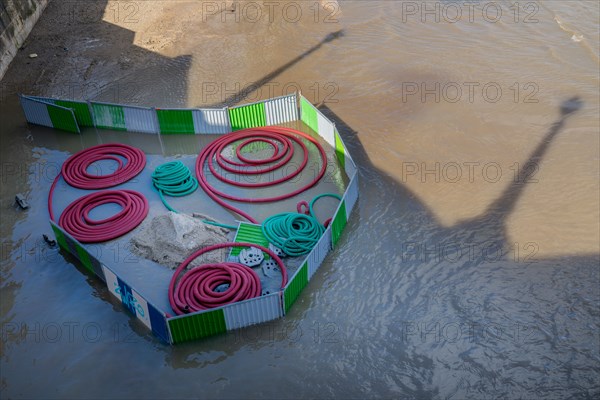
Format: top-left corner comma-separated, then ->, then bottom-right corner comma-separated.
152,161 -> 199,212
261,213 -> 325,257
152,161 -> 236,230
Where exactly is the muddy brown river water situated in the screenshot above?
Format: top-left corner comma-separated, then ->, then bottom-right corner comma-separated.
1,1 -> 599,398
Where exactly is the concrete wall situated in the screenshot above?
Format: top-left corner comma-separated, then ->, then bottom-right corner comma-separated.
0,0 -> 48,80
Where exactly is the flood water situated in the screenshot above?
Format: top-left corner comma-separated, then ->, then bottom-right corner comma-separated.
1,1 -> 599,398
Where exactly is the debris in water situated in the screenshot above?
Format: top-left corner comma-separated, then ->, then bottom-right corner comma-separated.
15,194 -> 29,209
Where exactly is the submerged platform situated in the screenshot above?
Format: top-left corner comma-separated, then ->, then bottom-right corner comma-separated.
21,93 -> 359,344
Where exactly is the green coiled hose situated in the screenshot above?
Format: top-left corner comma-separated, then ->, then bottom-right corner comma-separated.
261,213 -> 325,257
152,161 -> 236,230
152,161 -> 198,212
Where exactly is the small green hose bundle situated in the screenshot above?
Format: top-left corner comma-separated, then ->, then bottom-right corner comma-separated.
152,161 -> 236,230
152,161 -> 198,212
261,213 -> 325,257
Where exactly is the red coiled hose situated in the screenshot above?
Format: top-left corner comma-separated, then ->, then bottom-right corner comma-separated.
169,242 -> 288,315
49,143 -> 146,221
195,127 -> 327,223
58,190 -> 149,243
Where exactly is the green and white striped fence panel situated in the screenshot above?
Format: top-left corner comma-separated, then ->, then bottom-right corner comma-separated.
166,293 -> 283,343
26,96 -> 94,127
334,127 -> 358,179
226,93 -> 298,131
299,95 -> 335,147
91,102 -> 159,133
264,93 -> 298,125
157,108 -> 232,135
91,102 -> 127,131
20,95 -> 80,133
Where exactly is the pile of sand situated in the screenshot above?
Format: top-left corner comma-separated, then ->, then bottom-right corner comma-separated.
130,212 -> 231,269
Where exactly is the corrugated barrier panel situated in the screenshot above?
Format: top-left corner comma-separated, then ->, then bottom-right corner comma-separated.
91,103 -> 126,131
156,109 -> 195,134
229,102 -> 266,130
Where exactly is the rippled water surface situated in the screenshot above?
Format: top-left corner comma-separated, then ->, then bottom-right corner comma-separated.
1,1 -> 599,398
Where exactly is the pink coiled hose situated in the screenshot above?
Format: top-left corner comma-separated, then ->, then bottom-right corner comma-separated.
48,143 -> 148,243
195,127 -> 327,223
169,242 -> 288,315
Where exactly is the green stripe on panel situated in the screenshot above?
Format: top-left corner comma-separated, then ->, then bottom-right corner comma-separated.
232,223 -> 269,256
55,100 -> 94,127
300,97 -> 318,133
228,103 -> 266,131
47,106 -> 79,133
75,243 -> 94,274
156,110 -> 195,134
92,103 -> 126,130
284,262 -> 308,313
50,224 -> 68,252
331,200 -> 347,246
334,130 -> 346,170
168,309 -> 227,343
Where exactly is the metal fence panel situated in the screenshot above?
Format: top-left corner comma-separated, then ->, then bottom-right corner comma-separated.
168,309 -> 227,343
333,128 -> 358,179
265,93 -> 298,125
20,96 -> 93,127
344,175 -> 359,221
300,96 -> 318,133
222,293 -> 282,330
307,227 -> 332,280
345,154 -> 358,180
20,95 -> 79,133
54,100 -> 94,127
47,105 -> 80,133
283,261 -> 308,313
19,95 -> 52,127
299,95 -> 335,146
229,102 -> 266,130
156,109 -> 195,134
317,112 -> 335,147
331,199 -> 347,247
123,105 -> 159,134
192,108 -> 231,134
91,102 -> 126,130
